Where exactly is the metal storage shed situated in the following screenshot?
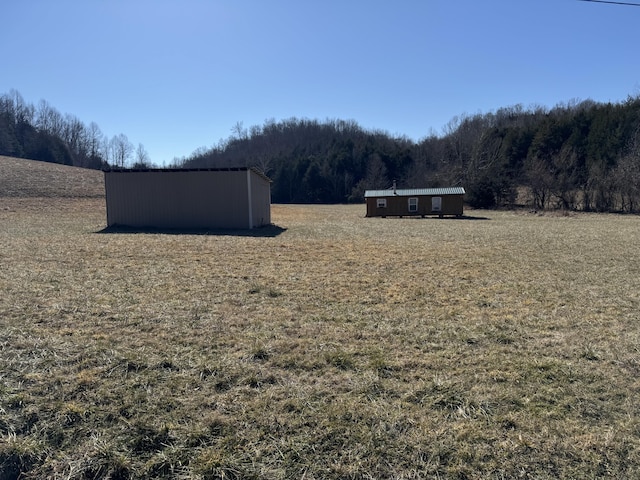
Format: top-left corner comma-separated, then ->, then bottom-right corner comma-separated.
104,167 -> 271,229
365,187 -> 465,218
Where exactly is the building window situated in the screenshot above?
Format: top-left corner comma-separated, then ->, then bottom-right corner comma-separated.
377,198 -> 387,208
432,197 -> 442,212
408,197 -> 418,212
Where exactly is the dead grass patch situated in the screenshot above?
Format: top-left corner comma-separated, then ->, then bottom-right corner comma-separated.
0,156 -> 104,198
1,198 -> 640,478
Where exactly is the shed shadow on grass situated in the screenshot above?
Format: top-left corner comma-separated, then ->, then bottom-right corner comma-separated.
373,215 -> 490,221
96,223 -> 287,237
443,214 -> 490,221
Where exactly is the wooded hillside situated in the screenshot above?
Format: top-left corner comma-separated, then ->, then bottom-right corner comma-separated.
182,99 -> 640,211
3,89 -> 640,211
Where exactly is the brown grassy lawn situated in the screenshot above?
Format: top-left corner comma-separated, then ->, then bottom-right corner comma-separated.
0,156 -> 104,198
2,161 -> 640,478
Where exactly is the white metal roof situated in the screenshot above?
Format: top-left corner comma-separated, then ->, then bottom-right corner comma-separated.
364,187 -> 465,198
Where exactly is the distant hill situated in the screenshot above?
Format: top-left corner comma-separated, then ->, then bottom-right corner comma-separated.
0,156 -> 104,198
181,100 -> 640,211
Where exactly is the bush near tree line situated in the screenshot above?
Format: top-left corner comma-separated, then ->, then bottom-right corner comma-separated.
2,90 -> 640,212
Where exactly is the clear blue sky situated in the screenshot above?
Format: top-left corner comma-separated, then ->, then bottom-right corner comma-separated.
2,0 -> 639,165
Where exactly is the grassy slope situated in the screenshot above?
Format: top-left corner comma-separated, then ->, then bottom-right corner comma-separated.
1,159 -> 640,478
0,155 -> 104,198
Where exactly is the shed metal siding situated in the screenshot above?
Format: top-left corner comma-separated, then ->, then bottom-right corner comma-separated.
104,168 -> 271,229
250,169 -> 272,228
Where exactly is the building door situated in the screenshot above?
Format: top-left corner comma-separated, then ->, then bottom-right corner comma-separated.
432,197 -> 442,212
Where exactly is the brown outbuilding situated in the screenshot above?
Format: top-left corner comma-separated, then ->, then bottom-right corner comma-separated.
365,186 -> 465,218
104,167 -> 271,230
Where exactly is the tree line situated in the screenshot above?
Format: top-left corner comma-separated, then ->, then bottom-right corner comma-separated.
0,90 -> 150,170
2,88 -> 640,212
182,97 -> 640,212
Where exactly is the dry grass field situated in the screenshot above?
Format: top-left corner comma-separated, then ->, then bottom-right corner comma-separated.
0,156 -> 105,198
2,156 -> 640,478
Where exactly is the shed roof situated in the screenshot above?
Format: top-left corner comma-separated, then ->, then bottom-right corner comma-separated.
364,187 -> 465,198
103,166 -> 272,183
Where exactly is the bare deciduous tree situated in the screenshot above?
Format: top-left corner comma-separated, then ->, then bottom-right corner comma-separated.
134,143 -> 151,168
35,100 -> 65,137
110,133 -> 133,168
86,122 -> 103,158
